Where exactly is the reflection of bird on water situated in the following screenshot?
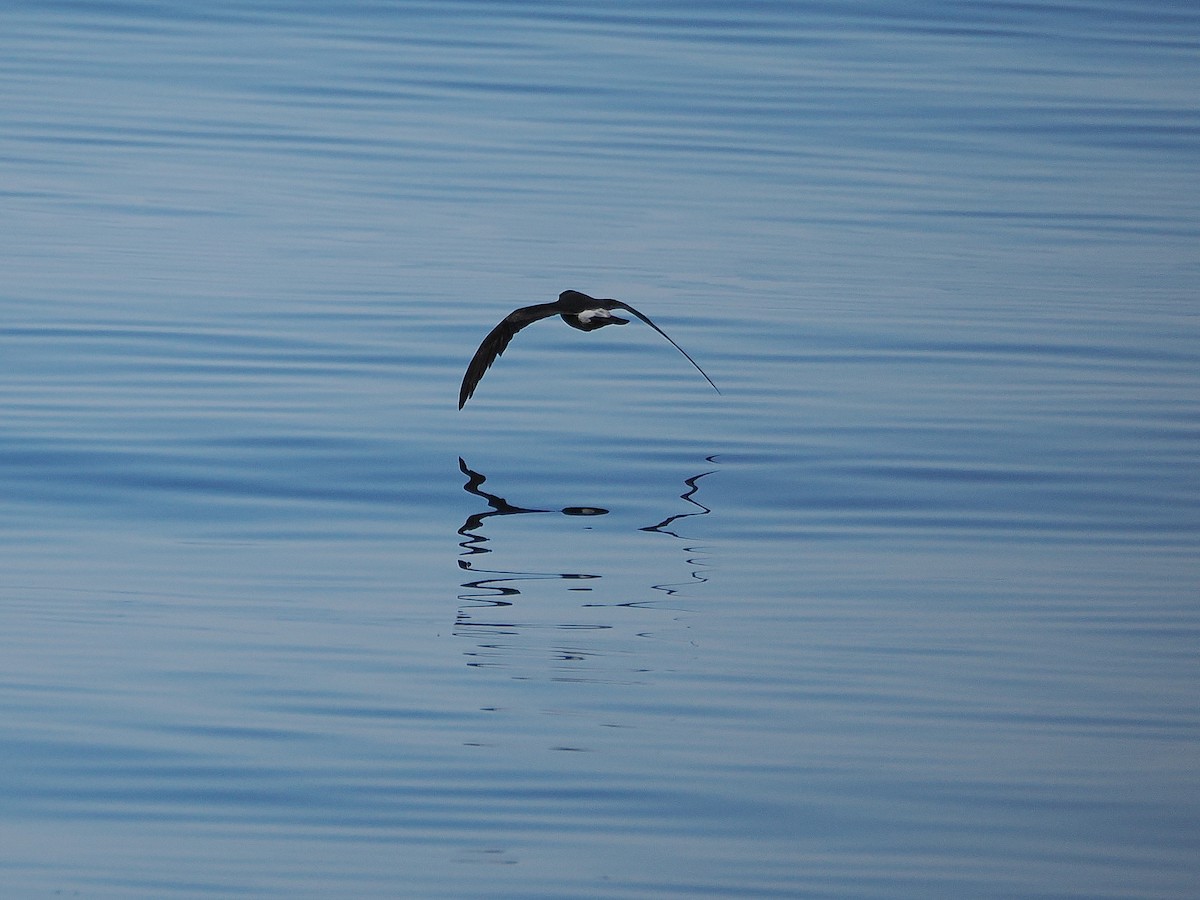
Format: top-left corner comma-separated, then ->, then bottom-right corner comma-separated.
456,456 -> 609,559
455,457 -> 716,606
640,462 -> 716,539
458,290 -> 721,408
455,458 -> 603,621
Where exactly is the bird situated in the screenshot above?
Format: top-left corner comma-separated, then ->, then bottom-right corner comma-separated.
458,290 -> 720,409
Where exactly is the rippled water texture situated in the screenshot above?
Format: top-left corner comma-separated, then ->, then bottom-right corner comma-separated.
2,2 -> 1198,897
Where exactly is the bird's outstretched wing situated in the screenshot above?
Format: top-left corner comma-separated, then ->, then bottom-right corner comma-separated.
458,303 -> 561,408
610,301 -> 721,395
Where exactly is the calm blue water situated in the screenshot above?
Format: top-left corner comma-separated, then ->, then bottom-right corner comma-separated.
2,1 -> 1199,897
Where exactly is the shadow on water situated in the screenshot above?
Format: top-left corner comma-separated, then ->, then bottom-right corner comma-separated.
455,457 -> 717,638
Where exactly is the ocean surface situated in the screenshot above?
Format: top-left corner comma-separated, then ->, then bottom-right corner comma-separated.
2,1 -> 1198,897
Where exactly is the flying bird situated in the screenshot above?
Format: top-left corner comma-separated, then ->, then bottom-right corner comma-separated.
458,290 -> 720,409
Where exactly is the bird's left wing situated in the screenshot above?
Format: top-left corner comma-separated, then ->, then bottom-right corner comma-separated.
459,303 -> 560,408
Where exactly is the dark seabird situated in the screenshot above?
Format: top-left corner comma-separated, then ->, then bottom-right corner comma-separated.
458,290 -> 720,409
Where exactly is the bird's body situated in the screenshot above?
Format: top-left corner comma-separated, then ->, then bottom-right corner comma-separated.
458,290 -> 719,408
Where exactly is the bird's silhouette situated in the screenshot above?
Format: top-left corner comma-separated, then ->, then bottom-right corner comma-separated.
459,290 -> 719,408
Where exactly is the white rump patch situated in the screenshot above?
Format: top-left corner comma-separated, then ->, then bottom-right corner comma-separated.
577,308 -> 611,324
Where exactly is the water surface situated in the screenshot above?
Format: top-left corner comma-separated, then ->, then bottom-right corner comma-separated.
2,1 -> 1198,897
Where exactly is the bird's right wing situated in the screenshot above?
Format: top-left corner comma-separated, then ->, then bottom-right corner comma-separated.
612,301 -> 721,395
458,303 -> 560,408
